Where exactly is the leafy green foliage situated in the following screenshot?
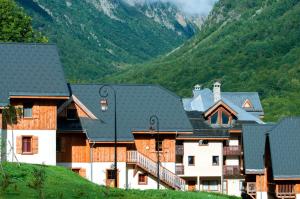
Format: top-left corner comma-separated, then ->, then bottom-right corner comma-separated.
16,0 -> 195,82
104,0 -> 300,121
1,162 -> 239,199
0,0 -> 47,42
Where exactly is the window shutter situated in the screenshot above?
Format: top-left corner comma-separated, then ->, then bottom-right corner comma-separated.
32,136 -> 39,154
79,168 -> 86,178
16,136 -> 22,154
61,137 -> 66,153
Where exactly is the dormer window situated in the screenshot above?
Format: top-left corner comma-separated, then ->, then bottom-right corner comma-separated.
209,108 -> 232,126
242,99 -> 253,108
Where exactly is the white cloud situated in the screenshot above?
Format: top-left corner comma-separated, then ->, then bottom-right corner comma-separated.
125,0 -> 218,16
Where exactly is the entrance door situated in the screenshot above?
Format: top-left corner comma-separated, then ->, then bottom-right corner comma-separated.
188,180 -> 196,191
106,169 -> 118,188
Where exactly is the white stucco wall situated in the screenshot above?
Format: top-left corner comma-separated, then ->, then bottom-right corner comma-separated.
228,139 -> 239,146
225,157 -> 239,166
296,194 -> 300,199
226,179 -> 241,196
183,141 -> 223,177
161,162 -> 175,173
6,130 -> 56,165
256,192 -> 268,199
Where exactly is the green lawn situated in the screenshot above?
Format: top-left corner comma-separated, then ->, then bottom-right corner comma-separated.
0,162 -> 240,199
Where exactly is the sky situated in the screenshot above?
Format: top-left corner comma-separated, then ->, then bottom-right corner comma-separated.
160,0 -> 218,16
127,0 -> 218,16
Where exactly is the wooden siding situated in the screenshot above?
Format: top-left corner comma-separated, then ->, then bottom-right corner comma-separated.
134,134 -> 176,162
8,100 -> 57,130
0,110 -> 2,129
57,133 -> 90,163
57,133 -> 130,163
256,173 -> 268,192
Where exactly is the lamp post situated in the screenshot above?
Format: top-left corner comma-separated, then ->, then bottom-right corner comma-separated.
149,115 -> 160,190
99,84 -> 117,188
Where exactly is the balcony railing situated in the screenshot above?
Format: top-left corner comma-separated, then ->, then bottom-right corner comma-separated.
246,182 -> 256,196
223,165 -> 240,176
223,146 -> 242,156
175,164 -> 184,175
276,184 -> 295,198
176,145 -> 184,155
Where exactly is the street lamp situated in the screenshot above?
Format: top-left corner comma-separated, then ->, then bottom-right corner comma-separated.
99,84 -> 117,188
149,115 -> 160,190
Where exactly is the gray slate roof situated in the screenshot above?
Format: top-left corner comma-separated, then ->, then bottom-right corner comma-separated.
242,124 -> 275,174
0,43 -> 69,106
222,92 -> 263,112
70,84 -> 193,142
268,117 -> 300,179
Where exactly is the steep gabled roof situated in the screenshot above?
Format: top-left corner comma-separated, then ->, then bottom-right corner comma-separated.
243,124 -> 275,174
0,43 -> 69,106
70,84 -> 193,142
268,117 -> 300,179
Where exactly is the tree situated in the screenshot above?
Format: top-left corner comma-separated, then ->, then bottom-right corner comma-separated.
0,0 -> 47,42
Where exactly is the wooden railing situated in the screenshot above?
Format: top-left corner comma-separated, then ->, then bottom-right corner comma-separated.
176,145 -> 184,155
276,184 -> 295,198
223,146 -> 242,156
246,182 -> 256,198
223,165 -> 240,176
127,151 -> 185,190
175,164 -> 184,175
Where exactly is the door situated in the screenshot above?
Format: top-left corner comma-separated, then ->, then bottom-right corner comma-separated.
106,169 -> 118,188
188,180 -> 196,191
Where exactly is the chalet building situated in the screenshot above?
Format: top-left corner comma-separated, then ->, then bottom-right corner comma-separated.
56,84 -> 193,190
0,43 -> 69,165
243,118 -> 300,199
180,83 -> 264,196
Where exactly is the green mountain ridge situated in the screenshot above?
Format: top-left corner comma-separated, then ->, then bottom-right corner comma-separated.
16,0 -> 198,82
104,0 -> 300,121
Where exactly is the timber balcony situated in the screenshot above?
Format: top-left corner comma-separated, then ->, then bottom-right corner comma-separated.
223,146 -> 242,156
127,151 -> 186,190
246,182 -> 256,199
176,145 -> 184,155
175,164 -> 184,175
276,184 -> 296,199
223,165 -> 241,177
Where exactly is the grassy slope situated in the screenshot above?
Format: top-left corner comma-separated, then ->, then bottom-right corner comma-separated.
103,0 -> 300,122
0,162 -> 239,199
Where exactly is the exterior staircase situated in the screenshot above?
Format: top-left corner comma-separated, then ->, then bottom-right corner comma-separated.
127,151 -> 185,190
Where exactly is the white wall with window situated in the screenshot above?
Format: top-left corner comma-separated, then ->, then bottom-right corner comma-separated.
182,141 -> 223,177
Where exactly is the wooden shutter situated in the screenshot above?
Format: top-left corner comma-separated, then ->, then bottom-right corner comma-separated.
32,136 -> 39,154
79,168 -> 86,178
16,136 -> 22,154
61,137 -> 66,153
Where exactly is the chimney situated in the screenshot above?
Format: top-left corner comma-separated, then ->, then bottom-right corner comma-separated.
213,81 -> 221,102
193,84 -> 202,97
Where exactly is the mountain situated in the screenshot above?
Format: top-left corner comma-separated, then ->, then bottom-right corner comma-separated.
16,0 -> 198,82
104,0 -> 300,121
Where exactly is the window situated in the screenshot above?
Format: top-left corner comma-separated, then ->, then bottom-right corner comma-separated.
188,156 -> 195,166
23,103 -> 33,118
212,156 -> 219,166
156,139 -> 163,151
222,112 -> 229,124
107,169 -> 116,180
67,108 -> 78,120
56,137 -> 61,152
209,109 -> 232,126
22,136 -> 32,153
138,173 -> 148,185
211,112 -> 218,124
202,180 -> 219,192
199,140 -> 209,146
72,168 -> 80,174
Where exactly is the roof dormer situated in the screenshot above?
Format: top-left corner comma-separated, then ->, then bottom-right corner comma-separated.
242,99 -> 253,109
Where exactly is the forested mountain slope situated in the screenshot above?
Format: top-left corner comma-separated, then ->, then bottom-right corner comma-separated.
16,0 -> 198,82
104,0 -> 300,121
